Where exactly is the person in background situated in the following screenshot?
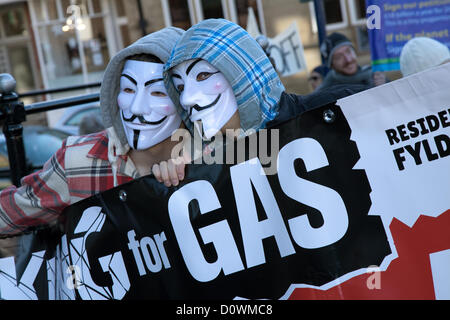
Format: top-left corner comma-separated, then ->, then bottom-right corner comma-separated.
399,37 -> 450,77
0,27 -> 184,236
308,65 -> 329,92
78,112 -> 105,135
318,32 -> 386,90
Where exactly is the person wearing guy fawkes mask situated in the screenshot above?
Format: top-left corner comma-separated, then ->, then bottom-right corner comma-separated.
0,27 -> 185,237
115,53 -> 182,178
152,19 -> 366,186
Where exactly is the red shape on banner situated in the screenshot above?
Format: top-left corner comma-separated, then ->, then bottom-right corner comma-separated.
288,209 -> 450,300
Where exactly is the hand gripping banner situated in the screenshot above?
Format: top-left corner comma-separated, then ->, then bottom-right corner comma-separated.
0,64 -> 449,300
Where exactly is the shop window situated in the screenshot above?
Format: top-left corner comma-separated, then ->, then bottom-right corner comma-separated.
309,0 -> 348,31
29,0 -> 111,89
39,20 -> 109,87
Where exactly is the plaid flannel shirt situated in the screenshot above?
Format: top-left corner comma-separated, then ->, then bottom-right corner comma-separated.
0,131 -> 139,236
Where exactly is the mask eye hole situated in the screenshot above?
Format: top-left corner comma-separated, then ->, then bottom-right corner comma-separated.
196,72 -> 216,81
151,91 -> 167,97
176,84 -> 184,92
123,87 -> 135,94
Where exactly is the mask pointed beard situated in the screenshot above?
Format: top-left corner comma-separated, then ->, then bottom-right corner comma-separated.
133,129 -> 140,149
193,120 -> 210,141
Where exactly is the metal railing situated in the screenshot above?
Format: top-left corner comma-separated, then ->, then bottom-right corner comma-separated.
0,74 -> 100,186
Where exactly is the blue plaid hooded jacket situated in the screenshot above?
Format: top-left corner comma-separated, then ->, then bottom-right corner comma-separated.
163,19 -> 285,133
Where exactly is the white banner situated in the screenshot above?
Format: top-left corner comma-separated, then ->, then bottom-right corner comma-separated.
246,8 -> 307,77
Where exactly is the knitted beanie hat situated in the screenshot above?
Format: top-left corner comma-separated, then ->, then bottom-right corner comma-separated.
320,32 -> 353,68
312,64 -> 330,77
400,37 -> 450,77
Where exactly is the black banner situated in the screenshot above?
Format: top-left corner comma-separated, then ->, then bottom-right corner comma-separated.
0,103 -> 391,299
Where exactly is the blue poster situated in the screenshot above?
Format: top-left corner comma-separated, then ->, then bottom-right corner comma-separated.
367,0 -> 450,71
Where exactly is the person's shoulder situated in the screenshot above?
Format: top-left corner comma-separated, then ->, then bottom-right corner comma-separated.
64,130 -> 108,148
266,92 -> 307,128
319,69 -> 338,89
63,130 -> 110,165
303,83 -> 371,110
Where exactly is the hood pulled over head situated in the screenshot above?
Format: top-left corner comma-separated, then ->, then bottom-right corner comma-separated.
100,27 -> 184,148
164,18 -> 284,134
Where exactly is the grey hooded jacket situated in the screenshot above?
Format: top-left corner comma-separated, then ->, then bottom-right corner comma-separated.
100,27 -> 184,149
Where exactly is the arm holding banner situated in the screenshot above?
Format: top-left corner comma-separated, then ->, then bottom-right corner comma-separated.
152,151 -> 191,187
0,28 -> 186,237
0,141 -> 70,236
372,71 -> 387,86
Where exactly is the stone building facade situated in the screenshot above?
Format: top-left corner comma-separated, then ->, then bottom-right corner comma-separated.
0,0 -> 400,126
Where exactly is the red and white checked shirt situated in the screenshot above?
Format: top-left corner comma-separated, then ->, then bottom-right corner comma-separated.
0,130 -> 139,236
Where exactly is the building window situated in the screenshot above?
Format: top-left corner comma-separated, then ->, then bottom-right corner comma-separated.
161,0 -> 193,30
309,0 -> 348,32
200,0 -> 224,19
194,0 -> 228,21
234,0 -> 259,28
226,0 -> 265,34
162,0 -> 265,35
348,0 -> 367,25
111,0 -> 131,47
1,5 -> 28,37
324,0 -> 343,24
0,2 -> 38,98
29,0 -> 112,90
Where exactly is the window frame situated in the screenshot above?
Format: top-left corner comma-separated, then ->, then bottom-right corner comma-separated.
348,0 -> 367,26
193,0 -> 229,21
309,0 -> 349,32
228,0 -> 266,35
161,0 -> 266,35
161,0 -> 195,28
28,0 -> 117,91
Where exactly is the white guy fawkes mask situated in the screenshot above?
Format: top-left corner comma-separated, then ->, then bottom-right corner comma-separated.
171,59 -> 238,140
117,60 -> 181,150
